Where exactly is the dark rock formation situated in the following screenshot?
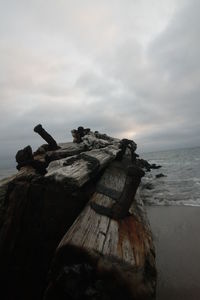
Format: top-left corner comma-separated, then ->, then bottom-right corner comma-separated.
151,163 -> 162,169
136,158 -> 162,172
142,182 -> 154,190
155,173 -> 166,178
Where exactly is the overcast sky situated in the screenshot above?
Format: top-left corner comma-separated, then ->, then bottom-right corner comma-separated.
0,0 -> 200,157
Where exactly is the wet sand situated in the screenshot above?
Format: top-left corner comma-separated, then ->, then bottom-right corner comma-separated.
147,206 -> 200,300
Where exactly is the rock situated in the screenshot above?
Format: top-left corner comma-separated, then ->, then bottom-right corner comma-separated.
150,163 -> 162,169
142,182 -> 154,190
136,158 -> 152,171
155,173 -> 166,178
136,159 -> 162,172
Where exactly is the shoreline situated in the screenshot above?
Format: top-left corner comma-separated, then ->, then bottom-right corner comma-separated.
147,205 -> 200,300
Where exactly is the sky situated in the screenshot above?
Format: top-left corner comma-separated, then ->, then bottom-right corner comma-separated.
0,0 -> 200,158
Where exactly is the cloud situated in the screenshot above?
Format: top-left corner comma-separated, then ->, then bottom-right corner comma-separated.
0,0 -> 199,159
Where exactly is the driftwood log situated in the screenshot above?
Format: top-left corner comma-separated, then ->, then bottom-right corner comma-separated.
0,129 -> 122,300
46,146 -> 120,188
44,159 -> 156,300
0,127 -> 157,300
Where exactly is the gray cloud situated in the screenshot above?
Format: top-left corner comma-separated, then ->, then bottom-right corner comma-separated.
0,0 -> 199,160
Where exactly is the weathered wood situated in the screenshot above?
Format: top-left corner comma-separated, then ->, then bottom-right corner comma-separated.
0,127 -> 157,300
44,160 -> 156,300
0,167 -> 96,300
34,130 -> 120,167
0,175 -> 17,230
91,164 -> 145,219
82,132 -> 118,150
72,128 -> 120,147
45,146 -> 121,188
0,128 -> 122,300
45,142 -> 87,163
71,126 -> 91,143
31,130 -> 121,176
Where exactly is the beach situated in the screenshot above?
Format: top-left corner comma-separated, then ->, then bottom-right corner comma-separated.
147,206 -> 200,300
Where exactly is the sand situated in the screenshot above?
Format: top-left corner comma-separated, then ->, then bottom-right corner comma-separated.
147,206 -> 200,300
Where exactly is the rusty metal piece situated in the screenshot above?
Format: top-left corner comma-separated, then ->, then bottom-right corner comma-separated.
34,124 -> 59,150
90,165 -> 145,219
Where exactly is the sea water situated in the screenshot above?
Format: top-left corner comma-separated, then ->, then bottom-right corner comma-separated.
140,147 -> 200,206
0,155 -> 16,180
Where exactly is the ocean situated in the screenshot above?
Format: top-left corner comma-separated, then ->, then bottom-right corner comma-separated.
141,147 -> 200,206
0,156 -> 16,180
1,147 -> 200,206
